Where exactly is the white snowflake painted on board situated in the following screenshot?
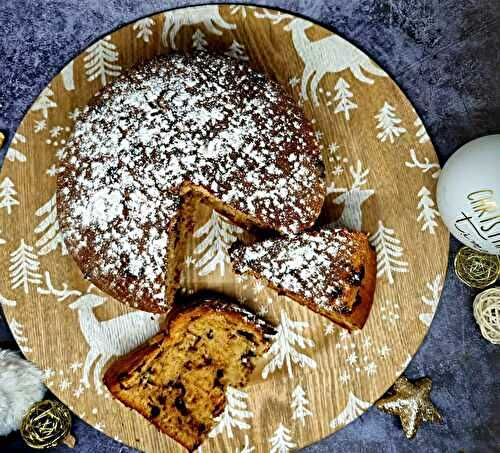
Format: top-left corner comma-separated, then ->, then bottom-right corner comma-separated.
339,370 -> 350,384
333,77 -> 357,120
324,323 -> 335,336
269,423 -> 296,453
255,14 -> 386,105
84,36 -> 122,86
375,102 -> 407,143
34,194 -> 68,256
405,148 -> 441,178
328,160 -> 374,231
9,318 -> 32,353
0,229 -> 6,246
417,186 -> 440,234
209,387 -> 252,439
162,5 -> 236,49
414,117 -> 430,143
369,220 -> 408,284
419,274 -> 442,326
330,392 -> 370,429
192,29 -> 208,50
10,239 -> 42,293
262,309 -> 317,379
133,17 -> 155,42
193,210 -> 242,277
31,85 -> 57,118
225,40 -> 249,61
235,435 -> 255,453
34,119 -> 46,133
291,384 -> 313,425
6,133 -> 27,163
46,164 -> 64,177
37,272 -> 82,301
0,177 -> 19,215
68,108 -> 81,121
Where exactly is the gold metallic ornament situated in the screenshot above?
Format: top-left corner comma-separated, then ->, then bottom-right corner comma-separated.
20,400 -> 75,449
454,246 -> 499,289
0,131 -> 5,149
375,375 -> 442,439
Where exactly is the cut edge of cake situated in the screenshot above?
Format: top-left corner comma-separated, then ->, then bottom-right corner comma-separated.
103,292 -> 275,451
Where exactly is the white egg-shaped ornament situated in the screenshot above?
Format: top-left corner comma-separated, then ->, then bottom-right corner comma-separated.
437,135 -> 500,255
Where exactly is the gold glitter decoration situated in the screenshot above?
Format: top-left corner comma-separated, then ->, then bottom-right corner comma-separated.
20,400 -> 74,449
473,287 -> 500,344
376,375 -> 442,439
454,246 -> 500,289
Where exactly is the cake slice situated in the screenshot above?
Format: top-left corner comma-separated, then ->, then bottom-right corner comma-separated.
103,293 -> 275,451
230,228 -> 376,331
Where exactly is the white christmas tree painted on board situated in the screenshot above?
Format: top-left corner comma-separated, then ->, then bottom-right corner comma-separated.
34,194 -> 68,256
209,387 -> 252,439
133,17 -> 155,42
269,423 -> 296,453
330,392 -> 370,429
369,220 -> 408,284
9,319 -> 31,352
333,77 -> 357,120
6,133 -> 27,163
225,40 -> 249,60
192,29 -> 208,50
414,117 -> 430,143
84,35 -> 122,86
0,177 -> 19,215
193,210 -> 242,277
417,186 -> 440,234
9,239 -> 42,293
290,384 -> 313,425
375,101 -> 407,143
262,309 -> 317,379
235,435 -> 255,453
31,85 -> 57,118
419,274 -> 442,326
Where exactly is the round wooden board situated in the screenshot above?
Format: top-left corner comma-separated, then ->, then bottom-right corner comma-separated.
0,5 -> 449,453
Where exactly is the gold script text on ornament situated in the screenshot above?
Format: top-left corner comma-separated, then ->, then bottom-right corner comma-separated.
453,189 -> 500,251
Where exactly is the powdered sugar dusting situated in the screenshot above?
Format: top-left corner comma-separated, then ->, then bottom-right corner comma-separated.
57,52 -> 324,310
231,228 -> 365,312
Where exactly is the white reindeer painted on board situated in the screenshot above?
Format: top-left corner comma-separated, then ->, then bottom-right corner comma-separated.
162,6 -> 236,49
257,12 -> 387,105
68,293 -> 160,393
327,160 -> 374,231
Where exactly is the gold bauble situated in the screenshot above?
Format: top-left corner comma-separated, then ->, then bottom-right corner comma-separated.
454,246 -> 499,289
20,399 -> 74,449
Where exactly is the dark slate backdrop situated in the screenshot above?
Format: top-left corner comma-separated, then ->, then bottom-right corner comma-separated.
0,1 -> 499,452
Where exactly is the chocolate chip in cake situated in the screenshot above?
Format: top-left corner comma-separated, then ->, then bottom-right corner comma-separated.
175,397 -> 189,416
236,330 -> 255,343
150,406 -> 160,418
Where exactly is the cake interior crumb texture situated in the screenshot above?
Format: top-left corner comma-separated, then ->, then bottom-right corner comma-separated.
57,51 -> 325,313
230,227 -> 377,331
103,296 -> 275,451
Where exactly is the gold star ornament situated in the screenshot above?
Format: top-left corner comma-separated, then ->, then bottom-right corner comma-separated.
375,375 -> 443,439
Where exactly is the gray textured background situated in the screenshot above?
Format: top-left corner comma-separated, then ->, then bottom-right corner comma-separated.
0,1 -> 499,452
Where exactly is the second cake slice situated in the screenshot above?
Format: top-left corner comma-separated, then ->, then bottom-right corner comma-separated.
230,228 -> 376,331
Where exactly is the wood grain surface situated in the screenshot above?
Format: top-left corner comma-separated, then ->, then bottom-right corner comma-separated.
0,5 -> 448,452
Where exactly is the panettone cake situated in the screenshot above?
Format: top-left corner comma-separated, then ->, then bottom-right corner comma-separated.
103,293 -> 275,451
230,227 -> 376,331
57,52 -> 325,313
